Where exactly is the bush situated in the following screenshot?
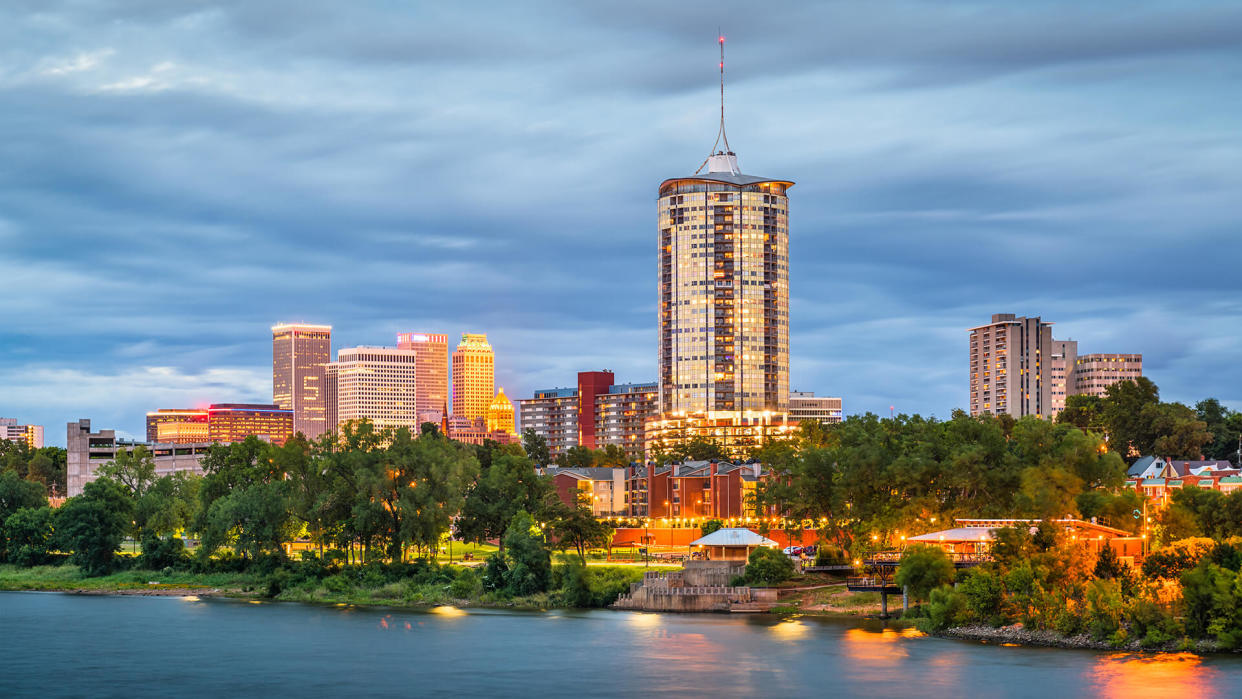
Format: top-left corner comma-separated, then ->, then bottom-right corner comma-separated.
814,544 -> 848,566
895,546 -> 955,601
139,534 -> 188,570
744,546 -> 794,586
926,584 -> 969,630
958,567 -> 1004,626
482,554 -> 509,593
450,568 -> 482,599
503,511 -> 551,596
3,506 -> 54,567
1126,597 -> 1182,648
700,519 -> 724,536
1084,579 -> 1124,641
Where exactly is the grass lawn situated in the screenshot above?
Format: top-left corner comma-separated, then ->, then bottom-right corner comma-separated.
0,564 -> 265,592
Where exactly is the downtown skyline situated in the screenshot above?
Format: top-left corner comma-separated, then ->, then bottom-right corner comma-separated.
3,2 -> 1241,445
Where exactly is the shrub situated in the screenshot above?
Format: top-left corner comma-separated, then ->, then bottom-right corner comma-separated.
958,567 -> 1004,626
3,506 -> 54,567
450,568 -> 482,599
503,510 -> 551,596
482,554 -> 509,593
699,519 -> 724,536
139,534 -> 188,570
926,584 -> 969,630
744,546 -> 794,586
895,546 -> 955,602
1126,597 -> 1182,648
1084,579 -> 1125,641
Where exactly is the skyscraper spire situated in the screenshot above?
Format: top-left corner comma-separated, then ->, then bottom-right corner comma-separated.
696,32 -> 740,175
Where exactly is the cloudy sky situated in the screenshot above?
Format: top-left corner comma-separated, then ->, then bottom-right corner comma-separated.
2,1 -> 1240,445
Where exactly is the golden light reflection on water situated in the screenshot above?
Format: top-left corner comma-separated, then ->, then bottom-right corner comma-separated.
842,627 -> 911,666
430,605 -> 465,617
1090,653 -> 1219,699
770,619 -> 810,641
179,595 -> 200,602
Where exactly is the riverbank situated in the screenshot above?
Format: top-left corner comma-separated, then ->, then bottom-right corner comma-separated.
935,623 -> 1226,654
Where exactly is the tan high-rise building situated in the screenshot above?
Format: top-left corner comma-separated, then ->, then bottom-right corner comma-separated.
0,418 -> 44,450
1074,354 -> 1143,398
969,314 -> 1054,418
657,140 -> 792,414
396,332 -> 449,423
486,387 -> 516,434
452,333 -> 494,421
325,346 -> 420,433
1049,340 -> 1079,417
272,323 -> 332,439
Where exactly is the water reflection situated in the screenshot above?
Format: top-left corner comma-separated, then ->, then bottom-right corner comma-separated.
841,626 -> 915,666
769,619 -> 810,641
1089,652 -> 1219,699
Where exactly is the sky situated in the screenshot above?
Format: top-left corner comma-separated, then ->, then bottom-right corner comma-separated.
1,1 -> 1240,446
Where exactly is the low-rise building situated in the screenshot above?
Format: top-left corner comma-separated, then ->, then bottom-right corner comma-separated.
788,391 -> 843,424
445,415 -> 519,447
67,419 -> 211,497
146,404 -> 292,445
625,460 -> 767,519
540,466 -> 627,516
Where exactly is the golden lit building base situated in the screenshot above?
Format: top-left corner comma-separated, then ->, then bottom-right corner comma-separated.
645,410 -> 797,459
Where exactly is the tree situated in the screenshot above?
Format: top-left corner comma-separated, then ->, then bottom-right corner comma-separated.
700,519 -> 724,536
96,446 -> 157,500
551,505 -> 613,563
743,546 -> 795,586
1100,377 -> 1160,457
55,479 -> 132,576
522,428 -> 551,466
0,469 -> 46,561
1058,394 -> 1104,432
502,510 -> 551,596
3,506 -> 55,566
895,546 -> 956,601
1145,402 -> 1211,460
194,437 -> 295,560
456,451 -> 553,551
1196,399 -> 1240,464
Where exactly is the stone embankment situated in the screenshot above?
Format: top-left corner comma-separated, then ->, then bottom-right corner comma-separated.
612,561 -> 779,612
937,624 -> 1221,653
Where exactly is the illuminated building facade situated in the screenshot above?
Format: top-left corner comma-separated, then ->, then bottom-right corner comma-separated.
486,387 -> 516,434
272,323 -> 332,439
445,415 -> 519,447
788,392 -> 843,424
207,404 -> 293,445
625,460 -> 768,519
645,411 -> 797,461
145,409 -> 209,444
517,387 -> 579,460
1049,340 -> 1078,417
518,373 -> 658,463
324,346 -> 420,433
451,333 -> 495,422
968,314 -> 1053,418
595,382 -> 658,462
1074,354 -> 1143,397
0,418 -> 44,449
396,332 -> 449,423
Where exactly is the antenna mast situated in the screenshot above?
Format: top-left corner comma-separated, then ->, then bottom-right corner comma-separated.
695,31 -> 734,174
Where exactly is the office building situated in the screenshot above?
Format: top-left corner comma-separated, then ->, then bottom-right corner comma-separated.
789,392 -> 843,424
968,314 -> 1054,418
1049,340 -> 1078,417
207,404 -> 293,445
486,387 -> 516,434
396,332 -> 449,423
324,346 -> 420,433
1074,354 -> 1144,398
272,323 -> 332,439
452,333 -> 494,422
145,409 -> 210,444
0,418 -> 44,449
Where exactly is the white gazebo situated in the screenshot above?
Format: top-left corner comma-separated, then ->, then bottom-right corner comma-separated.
688,528 -> 778,561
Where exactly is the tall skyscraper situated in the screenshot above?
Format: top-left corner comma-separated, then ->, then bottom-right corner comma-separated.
272,323 -> 332,439
396,332 -> 449,423
657,38 -> 792,415
969,314 -> 1054,418
452,333 -> 494,422
324,346 -> 420,433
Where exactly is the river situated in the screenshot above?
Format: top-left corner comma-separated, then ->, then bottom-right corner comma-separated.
2,592 -> 1240,697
